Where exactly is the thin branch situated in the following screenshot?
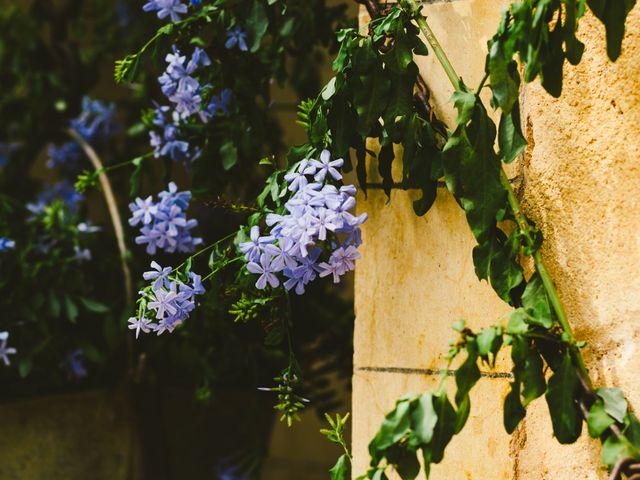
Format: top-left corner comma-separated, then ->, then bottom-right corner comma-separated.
67,128 -> 134,307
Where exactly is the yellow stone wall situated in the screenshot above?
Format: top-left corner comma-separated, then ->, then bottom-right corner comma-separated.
353,2 -> 640,479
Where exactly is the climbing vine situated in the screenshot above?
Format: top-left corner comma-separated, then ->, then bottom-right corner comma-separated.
304,0 -> 639,478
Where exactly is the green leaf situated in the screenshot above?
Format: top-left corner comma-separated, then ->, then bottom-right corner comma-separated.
545,352 -> 583,444
246,0 -> 269,52
521,273 -> 553,328
450,89 -> 476,125
601,434 -> 639,466
410,392 -> 437,445
220,141 -> 238,171
353,67 -> 391,137
498,105 -> 527,164
370,398 -> 412,453
395,450 -> 420,480
510,336 -> 546,408
18,358 -> 32,379
378,143 -> 395,199
321,77 -> 337,101
488,37 -> 519,112
64,296 -> 79,323
454,343 -> 480,407
477,326 -> 503,366
586,399 -> 615,438
596,387 -> 628,423
587,0 -> 636,61
80,297 -> 110,313
329,454 -> 349,480
504,383 -> 526,433
130,156 -> 144,198
429,392 -> 457,463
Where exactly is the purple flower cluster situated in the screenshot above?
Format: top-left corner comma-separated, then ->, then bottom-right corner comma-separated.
0,238 -> 16,252
149,46 -> 232,165
142,0 -> 188,22
0,331 -> 16,366
128,262 -> 205,337
47,97 -> 116,174
129,182 -> 203,255
26,181 -> 84,217
241,150 -> 367,294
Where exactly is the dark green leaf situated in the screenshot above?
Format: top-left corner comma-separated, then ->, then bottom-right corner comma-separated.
521,273 -> 553,328
64,296 -> 79,323
129,156 -> 144,198
498,105 -> 527,163
545,352 -> 582,443
587,0 -> 636,61
220,141 -> 238,171
395,450 -> 420,480
504,383 -> 526,433
354,68 -> 391,137
455,343 -> 480,407
429,392 -> 456,463
378,143 -> 395,199
246,0 -> 269,52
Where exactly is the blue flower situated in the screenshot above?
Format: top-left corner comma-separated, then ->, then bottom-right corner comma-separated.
246,253 -> 280,289
130,183 -> 202,255
242,149 -> 367,294
133,268 -> 206,337
225,26 -> 248,51
0,238 -> 16,252
0,332 -> 16,366
0,142 -> 19,167
61,350 -> 88,379
74,246 -> 92,263
71,97 -> 117,142
207,88 -> 232,117
142,0 -> 188,22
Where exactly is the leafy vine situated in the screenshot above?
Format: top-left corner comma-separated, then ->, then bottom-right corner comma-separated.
297,0 -> 639,478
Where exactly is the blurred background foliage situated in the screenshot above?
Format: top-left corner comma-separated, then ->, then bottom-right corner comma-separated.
0,0 -> 356,478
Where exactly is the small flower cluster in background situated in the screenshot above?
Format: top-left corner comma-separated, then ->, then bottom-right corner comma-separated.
142,0 -> 201,23
0,237 -> 16,252
241,149 -> 367,294
47,97 -> 116,176
0,331 -> 16,366
129,182 -> 203,255
128,261 -> 205,337
148,46 -> 232,165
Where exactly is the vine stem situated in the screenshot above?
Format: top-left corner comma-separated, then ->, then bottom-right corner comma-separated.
403,0 -> 594,389
67,128 -> 134,307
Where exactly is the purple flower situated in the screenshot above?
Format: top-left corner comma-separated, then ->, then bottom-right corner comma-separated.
0,332 -> 16,366
130,183 -> 202,255
129,196 -> 158,226
148,283 -> 179,319
74,246 -> 92,263
310,149 -> 343,182
143,261 -> 173,289
143,0 -> 188,22
239,226 -> 274,262
128,306 -> 154,339
247,253 -> 280,289
225,26 -> 248,51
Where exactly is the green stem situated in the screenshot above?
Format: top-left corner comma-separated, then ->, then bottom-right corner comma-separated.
402,0 -> 461,89
103,152 -> 153,174
499,171 -> 592,389
201,256 -> 242,282
406,0 -> 594,390
174,230 -> 237,272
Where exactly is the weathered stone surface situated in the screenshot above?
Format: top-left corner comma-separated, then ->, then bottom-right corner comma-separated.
353,1 -> 640,479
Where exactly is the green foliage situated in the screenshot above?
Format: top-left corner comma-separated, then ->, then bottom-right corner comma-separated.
321,413 -> 352,480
